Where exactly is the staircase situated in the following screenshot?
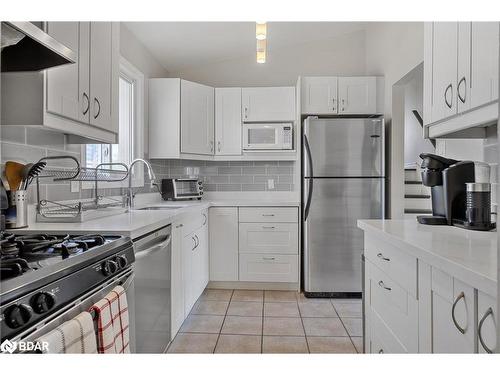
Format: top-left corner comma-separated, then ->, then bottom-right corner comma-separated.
404,165 -> 432,218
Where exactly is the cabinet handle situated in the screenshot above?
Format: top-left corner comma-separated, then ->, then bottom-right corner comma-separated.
191,236 -> 197,250
378,280 -> 391,291
202,213 -> 207,225
341,98 -> 345,112
209,140 -> 214,153
94,98 -> 101,119
82,92 -> 90,115
176,224 -> 183,228
195,234 -> 199,248
444,84 -> 453,109
332,98 -> 336,111
451,291 -> 466,334
262,257 -> 276,261
262,214 -> 275,217
262,226 -> 275,230
457,76 -> 467,104
377,253 -> 390,262
478,307 -> 494,353
244,107 -> 248,119
217,141 -> 221,153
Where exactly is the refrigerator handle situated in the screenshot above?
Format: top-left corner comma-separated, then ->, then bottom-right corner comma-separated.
304,134 -> 314,220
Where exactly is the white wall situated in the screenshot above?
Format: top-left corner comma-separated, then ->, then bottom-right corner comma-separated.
170,30 -> 367,87
365,22 -> 424,122
120,24 -> 169,157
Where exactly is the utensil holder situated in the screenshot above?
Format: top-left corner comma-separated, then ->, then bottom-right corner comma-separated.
6,190 -> 28,229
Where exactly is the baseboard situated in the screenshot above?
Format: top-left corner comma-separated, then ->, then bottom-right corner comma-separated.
208,281 -> 300,291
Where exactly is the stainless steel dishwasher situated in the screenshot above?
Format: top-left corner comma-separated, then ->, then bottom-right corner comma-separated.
132,225 -> 172,353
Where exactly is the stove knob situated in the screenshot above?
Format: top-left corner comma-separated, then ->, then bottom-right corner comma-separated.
116,255 -> 128,269
31,292 -> 56,314
102,260 -> 118,276
4,304 -> 33,329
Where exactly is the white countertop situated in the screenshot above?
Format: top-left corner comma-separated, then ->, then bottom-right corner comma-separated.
13,193 -> 300,239
358,219 -> 497,295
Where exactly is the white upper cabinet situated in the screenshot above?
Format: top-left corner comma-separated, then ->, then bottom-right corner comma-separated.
338,77 -> 377,114
470,22 -> 500,108
431,23 -> 459,123
242,87 -> 295,122
181,80 -> 215,155
301,76 -> 338,114
45,22 -> 82,122
215,88 -> 242,155
89,22 -> 116,132
423,22 -> 499,137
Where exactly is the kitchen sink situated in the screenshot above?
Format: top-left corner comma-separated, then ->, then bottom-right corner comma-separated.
135,206 -> 184,211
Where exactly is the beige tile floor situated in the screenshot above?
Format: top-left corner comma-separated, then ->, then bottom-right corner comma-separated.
167,289 -> 363,354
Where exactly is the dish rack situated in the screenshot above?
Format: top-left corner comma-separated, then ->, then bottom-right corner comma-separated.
35,156 -> 130,223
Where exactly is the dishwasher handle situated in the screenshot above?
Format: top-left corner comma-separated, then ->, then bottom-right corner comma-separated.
135,234 -> 172,260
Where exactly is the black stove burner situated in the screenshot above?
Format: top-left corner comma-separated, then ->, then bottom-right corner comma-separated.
0,233 -> 113,281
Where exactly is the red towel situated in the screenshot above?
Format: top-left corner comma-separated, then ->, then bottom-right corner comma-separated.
89,285 -> 130,354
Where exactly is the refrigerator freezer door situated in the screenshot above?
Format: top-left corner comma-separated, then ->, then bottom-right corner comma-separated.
303,177 -> 384,294
303,118 -> 384,177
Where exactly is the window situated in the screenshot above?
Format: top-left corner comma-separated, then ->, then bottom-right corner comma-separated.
84,57 -> 144,186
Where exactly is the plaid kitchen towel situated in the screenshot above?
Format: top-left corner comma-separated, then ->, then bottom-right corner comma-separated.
36,311 -> 97,354
89,285 -> 130,354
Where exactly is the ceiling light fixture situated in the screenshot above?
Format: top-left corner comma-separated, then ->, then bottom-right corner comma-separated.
256,22 -> 267,64
256,38 -> 266,64
256,22 -> 267,40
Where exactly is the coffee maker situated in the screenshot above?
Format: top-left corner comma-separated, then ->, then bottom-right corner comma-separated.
417,153 -> 494,230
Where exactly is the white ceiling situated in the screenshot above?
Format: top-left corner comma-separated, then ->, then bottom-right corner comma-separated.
123,22 -> 367,72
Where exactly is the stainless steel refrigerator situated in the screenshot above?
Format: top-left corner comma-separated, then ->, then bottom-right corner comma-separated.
303,116 -> 385,297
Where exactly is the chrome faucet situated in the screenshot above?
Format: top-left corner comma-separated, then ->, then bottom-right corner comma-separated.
125,158 -> 160,209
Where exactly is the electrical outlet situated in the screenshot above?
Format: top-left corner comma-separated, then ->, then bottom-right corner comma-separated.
267,179 -> 275,190
70,181 -> 80,193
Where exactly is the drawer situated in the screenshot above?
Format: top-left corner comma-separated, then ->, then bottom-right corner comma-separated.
364,234 -> 417,296
368,260 -> 418,352
181,208 -> 208,235
239,223 -> 298,254
239,253 -> 298,283
370,307 -> 407,354
239,207 -> 298,223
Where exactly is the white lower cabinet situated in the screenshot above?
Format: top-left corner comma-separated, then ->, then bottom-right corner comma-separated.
364,232 -> 496,354
477,291 -> 497,353
170,221 -> 185,340
239,253 -> 298,283
209,207 -> 239,281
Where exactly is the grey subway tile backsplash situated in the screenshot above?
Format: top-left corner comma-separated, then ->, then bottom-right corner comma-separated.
150,159 -> 296,192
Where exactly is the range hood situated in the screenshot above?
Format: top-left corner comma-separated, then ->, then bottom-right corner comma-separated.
1,21 -> 76,72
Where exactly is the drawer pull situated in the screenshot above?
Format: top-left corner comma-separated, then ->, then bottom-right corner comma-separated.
378,280 -> 391,291
176,224 -> 183,228
262,214 -> 275,217
262,257 -> 276,261
478,307 -> 494,353
451,291 -> 466,334
262,226 -> 275,230
377,253 -> 390,262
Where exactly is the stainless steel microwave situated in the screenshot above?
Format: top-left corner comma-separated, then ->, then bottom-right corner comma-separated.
242,123 -> 293,151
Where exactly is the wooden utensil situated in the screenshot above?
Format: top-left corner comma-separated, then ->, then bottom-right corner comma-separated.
5,161 -> 26,192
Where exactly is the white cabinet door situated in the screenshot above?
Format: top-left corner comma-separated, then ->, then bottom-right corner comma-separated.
242,87 -> 295,122
301,77 -> 338,114
456,22 -> 471,114
215,88 -> 242,155
431,22 -> 458,123
171,222 -> 185,339
182,232 -> 198,315
209,207 -> 239,281
89,22 -> 113,130
337,77 -> 377,114
477,291 -> 497,354
198,211 -> 210,291
77,22 -> 91,124
239,253 -> 298,282
181,80 -> 215,155
45,22 -> 82,122
431,269 -> 476,353
470,22 -> 500,108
